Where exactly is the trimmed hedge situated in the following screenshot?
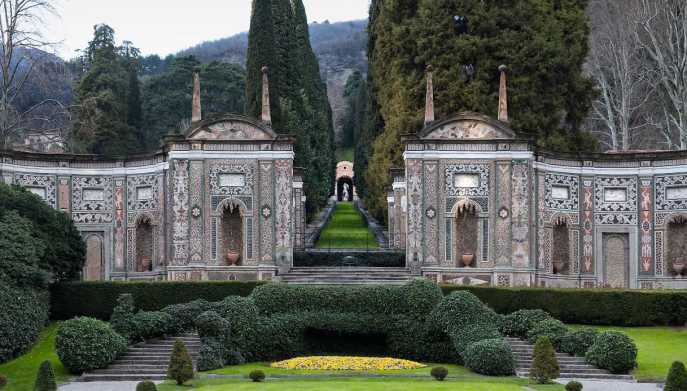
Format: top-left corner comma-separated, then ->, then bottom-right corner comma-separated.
56,317 -> 127,374
0,284 -> 49,363
293,251 -> 405,267
527,318 -> 569,348
560,329 -> 599,357
464,338 -> 515,376
585,331 -> 637,374
502,309 -> 551,339
50,281 -> 263,320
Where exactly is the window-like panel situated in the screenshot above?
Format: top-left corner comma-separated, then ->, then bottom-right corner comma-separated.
667,186 -> 687,200
454,174 -> 480,188
604,187 -> 627,202
551,186 -> 570,200
219,173 -> 245,187
27,186 -> 46,200
83,188 -> 105,201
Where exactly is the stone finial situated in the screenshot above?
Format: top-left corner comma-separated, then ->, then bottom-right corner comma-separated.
424,65 -> 435,125
261,66 -> 272,124
498,64 -> 508,123
192,72 -> 202,123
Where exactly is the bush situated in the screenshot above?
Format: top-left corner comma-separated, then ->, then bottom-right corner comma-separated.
501,309 -> 551,339
167,340 -> 194,385
162,299 -> 211,335
210,296 -> 258,352
559,329 -> 599,357
387,317 -> 457,364
527,318 -> 569,349
110,294 -> 136,340
565,380 -> 583,391
665,361 -> 687,391
585,331 -> 637,374
0,374 -> 6,389
245,315 -> 305,361
34,360 -> 57,391
464,338 -> 515,376
195,311 -> 232,371
430,366 -> 448,381
530,337 -> 559,384
249,369 -> 265,382
56,317 -> 127,374
0,284 -> 49,363
450,322 -> 502,358
49,281 -> 263,320
428,291 -> 502,334
293,251 -> 405,267
0,211 -> 48,288
135,380 -> 157,391
132,311 -> 173,341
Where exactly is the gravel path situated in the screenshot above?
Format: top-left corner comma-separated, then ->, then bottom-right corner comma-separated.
557,379 -> 663,391
59,381 -> 162,391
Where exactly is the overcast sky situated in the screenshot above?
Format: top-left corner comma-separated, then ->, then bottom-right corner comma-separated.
47,0 -> 370,59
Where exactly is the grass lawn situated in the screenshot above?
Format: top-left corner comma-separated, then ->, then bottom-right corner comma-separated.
573,325 -> 687,382
316,202 -> 379,249
0,323 -> 71,391
336,147 -> 354,163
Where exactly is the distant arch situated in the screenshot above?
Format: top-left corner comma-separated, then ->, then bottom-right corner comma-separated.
135,215 -> 154,272
218,199 -> 246,266
337,176 -> 354,201
83,234 -> 104,281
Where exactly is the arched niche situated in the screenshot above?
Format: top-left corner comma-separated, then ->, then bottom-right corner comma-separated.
135,215 -> 154,272
219,199 -> 245,266
667,215 -> 687,276
84,234 -> 104,281
453,199 -> 480,267
552,217 -> 570,275
337,176 -> 354,202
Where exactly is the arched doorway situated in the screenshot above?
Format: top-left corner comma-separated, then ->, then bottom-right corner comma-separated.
220,202 -> 243,266
337,176 -> 354,201
454,201 -> 479,268
84,234 -> 104,281
667,215 -> 687,276
552,219 -> 570,274
136,216 -> 154,272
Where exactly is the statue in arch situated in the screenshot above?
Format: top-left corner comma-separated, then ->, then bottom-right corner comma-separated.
342,183 -> 350,201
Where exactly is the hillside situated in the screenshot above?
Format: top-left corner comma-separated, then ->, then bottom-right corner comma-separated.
177,19 -> 368,141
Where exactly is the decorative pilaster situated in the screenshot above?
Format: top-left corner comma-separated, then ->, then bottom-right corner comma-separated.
495,162 -> 512,265
422,161 -> 439,264
274,160 -> 292,271
581,177 -> 595,273
406,159 -> 423,273
58,177 -> 70,213
640,178 -> 653,274
189,161 -> 204,263
172,160 -> 190,265
114,178 -> 125,271
259,161 -> 274,263
511,162 -> 529,267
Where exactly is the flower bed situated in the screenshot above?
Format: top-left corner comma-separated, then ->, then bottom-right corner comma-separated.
270,356 -> 426,371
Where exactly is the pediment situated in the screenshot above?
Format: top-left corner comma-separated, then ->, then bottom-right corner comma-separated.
420,113 -> 515,140
187,117 -> 276,141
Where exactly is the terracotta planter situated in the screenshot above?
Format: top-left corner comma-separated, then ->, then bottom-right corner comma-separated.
552,261 -> 567,274
461,253 -> 475,267
673,260 -> 686,277
226,250 -> 240,266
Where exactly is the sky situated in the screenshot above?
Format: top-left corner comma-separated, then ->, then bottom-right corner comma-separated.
46,0 -> 370,59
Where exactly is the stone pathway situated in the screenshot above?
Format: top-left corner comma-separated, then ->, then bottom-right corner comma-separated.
556,379 -> 662,391
60,381 -> 161,391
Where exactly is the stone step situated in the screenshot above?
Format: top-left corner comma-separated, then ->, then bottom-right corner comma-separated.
79,374 -> 168,382
106,364 -> 170,371
113,359 -> 171,365
289,267 -> 410,272
90,368 -> 169,375
516,372 -> 634,380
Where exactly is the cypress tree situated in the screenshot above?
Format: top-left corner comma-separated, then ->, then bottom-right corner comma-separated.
34,360 -> 57,391
167,340 -> 194,385
665,361 -> 687,391
530,337 -> 560,384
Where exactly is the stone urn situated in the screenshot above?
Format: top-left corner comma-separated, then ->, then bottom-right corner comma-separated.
461,253 -> 475,267
673,258 -> 686,277
226,250 -> 240,266
552,261 -> 567,274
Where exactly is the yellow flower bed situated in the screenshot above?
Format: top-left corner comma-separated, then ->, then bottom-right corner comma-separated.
270,356 -> 426,371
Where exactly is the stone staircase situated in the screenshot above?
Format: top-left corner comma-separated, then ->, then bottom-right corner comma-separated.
506,337 -> 634,381
79,334 -> 200,382
279,267 -> 413,285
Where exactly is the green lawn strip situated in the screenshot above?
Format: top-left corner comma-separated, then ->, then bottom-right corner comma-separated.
0,323 -> 71,391
315,202 -> 379,249
336,148 -> 354,163
570,325 -> 687,382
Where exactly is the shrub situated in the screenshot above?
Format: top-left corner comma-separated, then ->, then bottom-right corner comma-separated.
530,337 -> 559,384
210,296 -> 258,352
0,284 -> 49,363
249,369 -> 265,382
0,211 -> 48,288
34,360 -> 57,391
245,315 -> 305,361
585,331 -> 637,374
527,318 -> 569,349
559,329 -> 599,357
428,291 -> 502,334
195,311 -> 232,371
161,299 -> 211,334
665,361 -> 687,391
501,309 -> 551,339
450,322 -> 502,358
135,380 -> 157,391
167,340 -> 194,385
132,311 -> 173,341
387,317 -> 457,364
110,294 -> 137,340
464,338 -> 515,376
430,366 -> 448,381
0,374 -> 6,389
565,380 -> 583,391
56,317 -> 127,374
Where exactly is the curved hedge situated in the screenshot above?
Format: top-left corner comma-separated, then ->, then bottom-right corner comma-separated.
0,284 -> 49,363
56,317 -> 127,374
464,338 -> 515,376
559,328 -> 599,357
502,309 -> 551,339
585,331 -> 638,374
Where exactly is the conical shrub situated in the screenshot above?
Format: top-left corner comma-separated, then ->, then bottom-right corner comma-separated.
167,340 -> 194,385
34,360 -> 57,391
530,336 -> 559,384
665,361 -> 687,391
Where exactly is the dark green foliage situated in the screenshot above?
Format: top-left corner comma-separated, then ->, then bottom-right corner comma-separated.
450,323 -> 502,358
0,211 -> 47,288
386,317 -> 457,364
197,339 -> 226,372
245,315 -> 305,361
49,281 -> 263,320
501,309 -> 552,339
135,380 -> 157,391
527,319 -> 569,349
464,338 -> 515,376
110,294 -> 136,340
33,360 -> 56,391
341,71 -> 366,148
56,317 -> 127,374
293,251 -> 405,267
439,285 -> 687,327
665,361 -> 687,391
0,374 -> 6,388
161,300 -> 211,335
530,337 -> 560,384
0,183 -> 85,282
195,311 -> 232,371
249,369 -> 265,382
167,340 -> 194,385
428,290 -> 502,334
430,366 -> 448,381
0,284 -> 49,363
560,329 -> 600,357
565,380 -> 583,391
131,311 -> 173,341
208,296 -> 258,354
585,331 -> 638,374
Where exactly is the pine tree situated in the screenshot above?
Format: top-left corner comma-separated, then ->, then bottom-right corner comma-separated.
167,340 -> 194,385
33,360 -> 57,391
665,361 -> 687,391
530,337 -> 560,384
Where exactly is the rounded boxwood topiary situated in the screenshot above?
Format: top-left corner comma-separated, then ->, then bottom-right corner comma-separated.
34,360 -> 57,391
527,318 -> 569,349
249,369 -> 265,382
560,328 -> 599,357
665,361 -> 687,391
403,279 -> 444,320
428,291 -> 502,334
430,366 -> 448,381
135,380 -> 157,391
56,317 -> 127,374
530,336 -> 560,384
161,299 -> 211,335
464,338 -> 515,376
132,311 -> 173,341
585,331 -> 637,374
450,322 -> 502,358
565,380 -> 583,391
501,309 -> 551,339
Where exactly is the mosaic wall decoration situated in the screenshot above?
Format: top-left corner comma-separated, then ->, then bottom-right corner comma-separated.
655,230 -> 664,276
406,159 -> 424,268
172,160 -> 189,265
114,179 -> 125,270
127,175 -> 161,211
582,178 -> 594,273
545,173 -> 579,211
445,163 -> 489,198
274,159 -> 292,253
511,162 -> 530,266
537,174 -> 547,270
58,177 -> 70,211
15,174 -> 56,208
423,161 -> 440,264
208,160 -> 254,196
494,163 -> 511,266
72,176 -> 114,212
655,175 -> 687,211
189,161 -> 204,262
594,177 -> 637,226
640,178 -> 653,273
259,161 -> 274,262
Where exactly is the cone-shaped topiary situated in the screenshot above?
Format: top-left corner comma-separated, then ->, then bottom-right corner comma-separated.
135,380 -> 157,391
0,374 -> 7,389
167,340 -> 194,385
34,360 -> 57,391
665,361 -> 687,391
430,366 -> 448,381
530,336 -> 559,384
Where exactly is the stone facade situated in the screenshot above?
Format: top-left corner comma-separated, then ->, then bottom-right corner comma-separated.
388,112 -> 687,289
0,115 -> 305,281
